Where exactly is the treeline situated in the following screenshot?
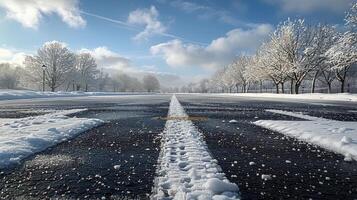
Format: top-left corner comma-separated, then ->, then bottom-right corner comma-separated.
182,3 -> 357,94
0,41 -> 160,92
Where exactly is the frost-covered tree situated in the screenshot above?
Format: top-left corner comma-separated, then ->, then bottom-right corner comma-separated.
0,63 -> 20,89
346,2 -> 357,31
143,74 -> 160,92
325,32 -> 356,92
75,53 -> 98,91
310,24 -> 340,93
24,41 -> 76,92
258,41 -> 290,93
243,55 -> 267,93
269,19 -> 331,94
325,4 -> 357,93
211,69 -> 227,92
230,55 -> 252,93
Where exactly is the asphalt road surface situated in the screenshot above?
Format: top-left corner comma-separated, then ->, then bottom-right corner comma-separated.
0,94 -> 357,199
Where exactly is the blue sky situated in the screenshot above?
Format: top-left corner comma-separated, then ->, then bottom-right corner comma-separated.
0,0 -> 353,84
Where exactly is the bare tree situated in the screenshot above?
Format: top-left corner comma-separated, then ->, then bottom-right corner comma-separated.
75,53 -> 98,91
24,41 -> 76,92
143,74 -> 160,92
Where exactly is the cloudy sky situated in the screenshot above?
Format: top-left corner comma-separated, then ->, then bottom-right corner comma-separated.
0,0 -> 353,84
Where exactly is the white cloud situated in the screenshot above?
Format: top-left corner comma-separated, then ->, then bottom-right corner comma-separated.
79,47 -> 132,71
127,5 -> 166,41
150,24 -> 274,69
0,0 -> 86,28
266,0 -> 353,13
0,47 -> 27,65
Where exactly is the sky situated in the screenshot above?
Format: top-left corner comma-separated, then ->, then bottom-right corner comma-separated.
0,0 -> 354,86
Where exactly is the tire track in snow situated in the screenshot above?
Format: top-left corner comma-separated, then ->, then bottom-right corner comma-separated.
152,95 -> 240,199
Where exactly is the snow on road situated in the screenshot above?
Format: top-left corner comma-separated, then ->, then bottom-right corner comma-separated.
254,109 -> 357,161
152,95 -> 240,200
218,93 -> 357,102
0,109 -> 103,168
0,89 -> 154,101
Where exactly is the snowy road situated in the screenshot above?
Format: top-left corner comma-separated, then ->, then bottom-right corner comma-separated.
0,94 -> 357,199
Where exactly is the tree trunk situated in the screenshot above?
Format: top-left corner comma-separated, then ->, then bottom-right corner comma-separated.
311,71 -> 319,93
85,84 -> 88,92
236,84 -> 239,93
260,81 -> 263,93
275,84 -> 279,94
281,82 -> 285,94
290,79 -> 294,94
294,83 -> 300,94
327,82 -> 332,93
340,80 -> 345,93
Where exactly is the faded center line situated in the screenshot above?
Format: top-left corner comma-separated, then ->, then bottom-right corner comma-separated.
151,95 -> 240,200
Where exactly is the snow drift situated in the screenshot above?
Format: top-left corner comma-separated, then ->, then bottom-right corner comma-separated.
254,109 -> 357,161
0,109 -> 103,168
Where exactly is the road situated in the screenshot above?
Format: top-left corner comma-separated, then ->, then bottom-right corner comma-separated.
0,94 -> 356,199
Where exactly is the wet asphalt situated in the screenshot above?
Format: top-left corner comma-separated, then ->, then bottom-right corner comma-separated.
0,94 -> 357,199
177,94 -> 357,200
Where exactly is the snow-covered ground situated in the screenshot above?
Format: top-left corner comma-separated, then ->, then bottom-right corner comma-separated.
0,89 -> 153,101
152,95 -> 240,199
218,93 -> 357,102
254,109 -> 357,161
0,109 -> 103,168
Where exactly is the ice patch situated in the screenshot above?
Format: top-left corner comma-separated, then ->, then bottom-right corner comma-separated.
152,95 -> 240,200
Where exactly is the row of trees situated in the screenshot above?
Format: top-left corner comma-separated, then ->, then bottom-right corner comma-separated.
186,3 -> 356,94
24,41 -> 99,92
0,41 -> 160,92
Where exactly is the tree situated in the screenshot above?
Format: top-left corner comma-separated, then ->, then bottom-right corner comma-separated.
0,63 -> 20,89
346,2 -> 357,31
24,41 -> 76,92
199,79 -> 209,93
325,32 -> 356,92
75,53 -> 98,91
310,24 -> 339,93
258,42 -> 290,93
243,55 -> 267,93
96,69 -> 109,91
325,4 -> 357,93
143,74 -> 160,92
271,19 -> 327,94
211,69 -> 226,93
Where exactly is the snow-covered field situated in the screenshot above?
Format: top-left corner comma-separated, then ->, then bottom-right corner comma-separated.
218,93 -> 357,102
0,89 -> 153,101
152,95 -> 240,199
254,109 -> 357,161
0,109 -> 103,168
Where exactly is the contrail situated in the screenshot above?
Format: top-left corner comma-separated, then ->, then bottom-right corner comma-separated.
80,10 -> 208,45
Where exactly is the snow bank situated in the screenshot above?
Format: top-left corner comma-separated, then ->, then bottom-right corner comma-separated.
218,93 -> 357,102
0,89 -> 154,101
254,109 -> 357,161
0,109 -> 103,168
152,95 -> 240,200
